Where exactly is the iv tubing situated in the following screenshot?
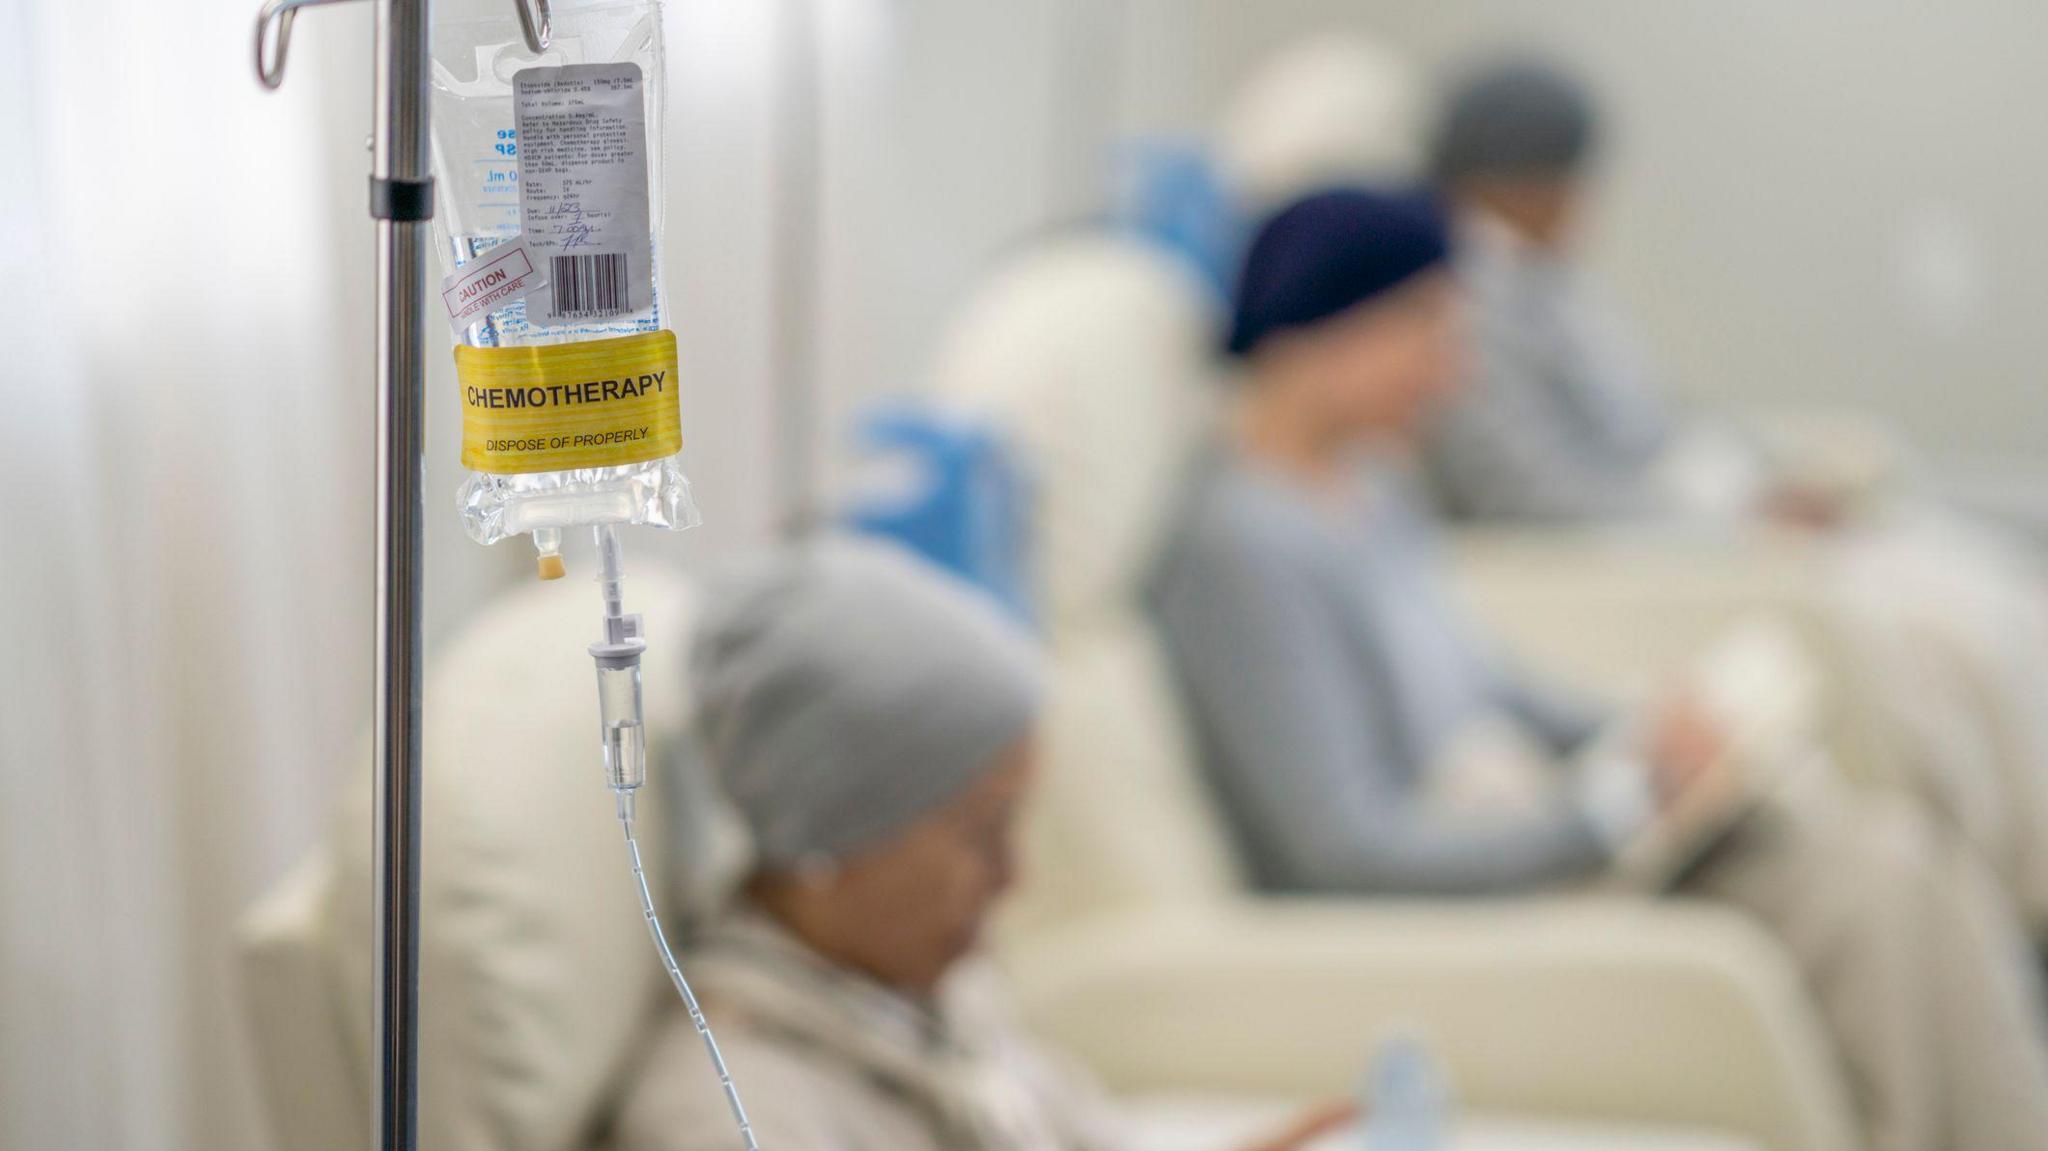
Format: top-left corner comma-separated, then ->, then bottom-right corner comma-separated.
596,524 -> 627,623
591,524 -> 761,1150
618,798 -> 760,1150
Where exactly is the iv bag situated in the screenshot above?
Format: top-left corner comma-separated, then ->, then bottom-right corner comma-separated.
429,1 -> 698,561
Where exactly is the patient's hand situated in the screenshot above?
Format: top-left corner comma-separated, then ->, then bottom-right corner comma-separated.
1755,482 -> 1846,532
1649,693 -> 1730,808
1234,1101 -> 1358,1151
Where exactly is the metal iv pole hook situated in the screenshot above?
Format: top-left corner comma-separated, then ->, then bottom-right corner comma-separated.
255,0 -> 550,91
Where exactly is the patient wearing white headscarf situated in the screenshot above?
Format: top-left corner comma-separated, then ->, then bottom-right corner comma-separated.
617,538 -> 1346,1151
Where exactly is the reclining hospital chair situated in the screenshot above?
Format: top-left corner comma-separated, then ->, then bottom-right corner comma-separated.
927,232 -> 1859,1150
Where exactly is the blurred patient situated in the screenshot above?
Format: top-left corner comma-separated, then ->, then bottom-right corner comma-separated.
1149,189 -> 2048,1151
619,540 -> 1344,1151
1420,57 -> 2048,917
1418,57 -> 1772,522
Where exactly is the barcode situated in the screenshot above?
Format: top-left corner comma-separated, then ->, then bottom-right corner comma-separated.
549,253 -> 630,318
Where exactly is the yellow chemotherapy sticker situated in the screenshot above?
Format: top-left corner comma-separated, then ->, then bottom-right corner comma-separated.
454,330 -> 681,474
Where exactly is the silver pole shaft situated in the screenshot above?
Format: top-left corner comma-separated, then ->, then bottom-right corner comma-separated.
371,0 -> 430,1147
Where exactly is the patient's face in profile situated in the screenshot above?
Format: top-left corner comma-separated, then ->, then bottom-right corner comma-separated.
1465,177 -> 1587,252
758,738 -> 1038,995
1308,268 -> 1467,439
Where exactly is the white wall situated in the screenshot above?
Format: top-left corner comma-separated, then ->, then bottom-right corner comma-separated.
804,0 -> 1128,508
1121,0 -> 2048,473
647,0 -> 1122,545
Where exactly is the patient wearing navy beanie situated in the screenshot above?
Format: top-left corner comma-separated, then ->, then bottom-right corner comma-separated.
1227,187 -> 1453,357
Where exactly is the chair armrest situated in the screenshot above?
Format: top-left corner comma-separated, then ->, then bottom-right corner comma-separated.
1000,900 -> 1855,1151
1447,528 -> 1928,809
1735,403 -> 1911,506
1447,528 -> 1825,704
235,851 -> 363,1151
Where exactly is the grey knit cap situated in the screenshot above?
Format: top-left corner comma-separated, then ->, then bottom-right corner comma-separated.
1430,57 -> 1600,184
690,537 -> 1043,866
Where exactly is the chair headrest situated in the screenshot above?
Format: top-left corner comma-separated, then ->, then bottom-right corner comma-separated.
1216,35 -> 1424,212
930,234 -> 1218,625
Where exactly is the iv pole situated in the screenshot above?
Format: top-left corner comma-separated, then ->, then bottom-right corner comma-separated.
253,1 -> 549,1147
368,0 -> 430,1144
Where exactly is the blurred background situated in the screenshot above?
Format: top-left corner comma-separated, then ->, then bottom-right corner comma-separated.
5,1 -> 2047,1149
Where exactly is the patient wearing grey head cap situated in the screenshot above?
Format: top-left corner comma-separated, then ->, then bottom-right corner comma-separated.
623,537 -> 1348,1151
1420,55 -> 1698,522
691,536 -> 1043,868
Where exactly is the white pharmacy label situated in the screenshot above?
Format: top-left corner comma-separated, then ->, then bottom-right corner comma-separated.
439,240 -> 539,335
513,62 -> 653,326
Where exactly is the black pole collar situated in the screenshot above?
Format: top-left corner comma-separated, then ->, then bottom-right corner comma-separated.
370,176 -> 436,222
